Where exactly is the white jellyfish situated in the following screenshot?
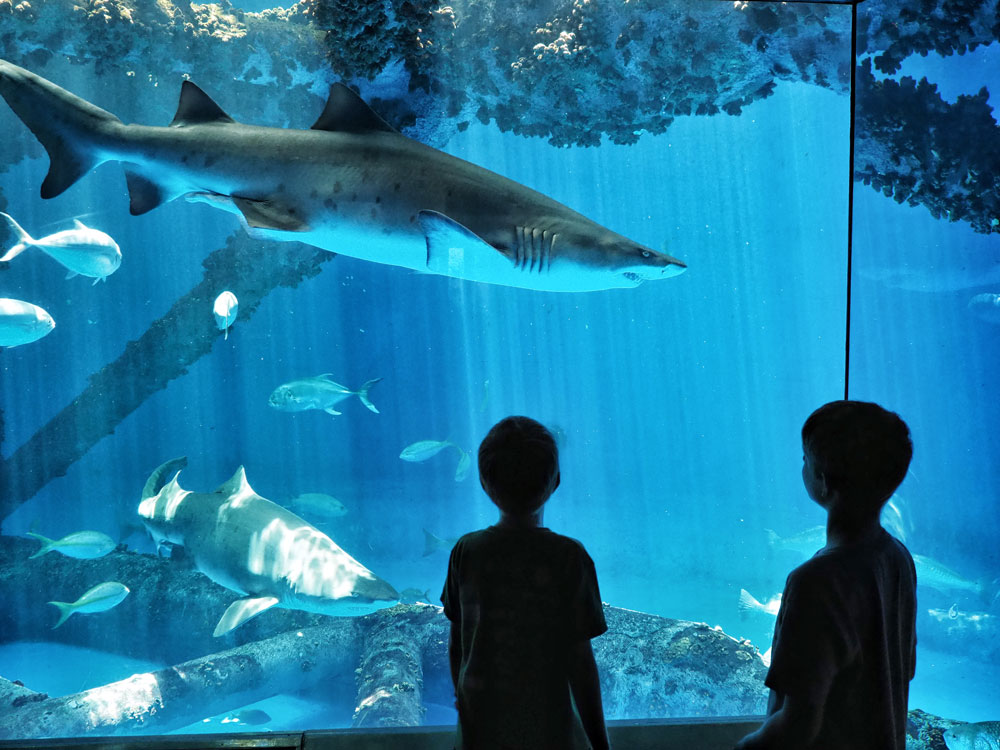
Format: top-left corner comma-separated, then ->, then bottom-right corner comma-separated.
213,291 -> 238,340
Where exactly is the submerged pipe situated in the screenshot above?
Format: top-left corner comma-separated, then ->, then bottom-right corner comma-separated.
0,234 -> 333,522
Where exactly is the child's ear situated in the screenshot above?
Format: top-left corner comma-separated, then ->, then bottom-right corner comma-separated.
551,471 -> 561,492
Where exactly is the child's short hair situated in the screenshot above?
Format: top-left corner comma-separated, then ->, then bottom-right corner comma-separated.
478,416 -> 559,514
802,400 -> 912,510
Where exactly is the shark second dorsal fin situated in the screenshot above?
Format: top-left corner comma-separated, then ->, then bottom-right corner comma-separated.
170,81 -> 236,127
311,83 -> 397,134
214,466 -> 252,496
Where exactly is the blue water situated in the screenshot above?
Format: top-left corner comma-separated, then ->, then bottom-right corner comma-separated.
0,10 -> 998,740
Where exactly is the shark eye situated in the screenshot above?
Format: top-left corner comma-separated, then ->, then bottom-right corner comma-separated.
641,250 -> 651,258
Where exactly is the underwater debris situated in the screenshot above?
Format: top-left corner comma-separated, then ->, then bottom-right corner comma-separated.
0,233 -> 332,523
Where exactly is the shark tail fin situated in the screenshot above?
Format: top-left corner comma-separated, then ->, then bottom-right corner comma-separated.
0,60 -> 121,199
423,528 -> 443,557
357,378 -> 382,414
48,600 -> 76,629
26,530 -> 54,558
0,212 -> 34,261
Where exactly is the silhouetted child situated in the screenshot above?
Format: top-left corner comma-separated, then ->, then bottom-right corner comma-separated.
441,416 -> 610,750
735,400 -> 917,750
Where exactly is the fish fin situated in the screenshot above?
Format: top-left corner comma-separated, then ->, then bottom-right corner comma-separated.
0,61 -> 119,198
0,212 -> 34,261
232,197 -> 310,232
224,326 -> 229,341
324,407 -> 343,416
170,80 -> 236,127
357,377 -> 382,414
141,457 -> 188,501
49,600 -> 75,629
72,219 -> 87,230
422,528 -> 443,557
454,450 -> 471,482
65,270 -> 79,280
311,83 -> 398,134
214,466 -> 252,496
26,530 -> 53,558
124,169 -> 170,216
213,596 -> 279,637
91,277 -> 101,286
418,210 -> 514,279
737,588 -> 759,618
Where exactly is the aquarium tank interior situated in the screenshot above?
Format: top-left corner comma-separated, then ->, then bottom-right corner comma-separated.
0,0 -> 997,744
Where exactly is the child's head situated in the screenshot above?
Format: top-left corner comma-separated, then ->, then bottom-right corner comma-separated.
478,416 -> 560,515
801,400 -> 912,514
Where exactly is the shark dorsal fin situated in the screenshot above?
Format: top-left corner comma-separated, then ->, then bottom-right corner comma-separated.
170,81 -> 235,127
311,83 -> 397,134
214,466 -> 252,496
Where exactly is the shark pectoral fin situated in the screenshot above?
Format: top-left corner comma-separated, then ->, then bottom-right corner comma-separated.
124,169 -> 169,215
232,197 -> 310,232
324,407 -> 343,416
64,270 -> 79,280
418,210 -> 513,280
213,596 -> 279,637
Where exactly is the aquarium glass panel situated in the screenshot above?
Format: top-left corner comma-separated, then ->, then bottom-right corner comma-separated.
850,16 -> 1000,722
0,0 -> 856,739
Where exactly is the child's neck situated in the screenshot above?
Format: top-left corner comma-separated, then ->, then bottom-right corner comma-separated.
497,509 -> 544,528
825,512 -> 882,549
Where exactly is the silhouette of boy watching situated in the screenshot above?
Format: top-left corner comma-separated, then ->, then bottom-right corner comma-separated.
441,416 -> 611,750
735,400 -> 917,750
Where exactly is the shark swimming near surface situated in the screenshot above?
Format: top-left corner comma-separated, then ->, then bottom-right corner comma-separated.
0,59 -> 686,291
137,461 -> 399,636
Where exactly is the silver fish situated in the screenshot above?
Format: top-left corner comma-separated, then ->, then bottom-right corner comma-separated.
286,492 -> 348,520
213,290 -> 238,339
268,374 -> 380,416
1,212 -> 121,283
49,581 -> 130,628
968,292 -> 1000,324
400,439 -> 470,482
913,554 -> 983,597
944,721 -> 1000,750
0,297 -> 54,347
764,525 -> 825,557
0,59 -> 686,292
27,529 -> 116,559
738,588 -> 782,618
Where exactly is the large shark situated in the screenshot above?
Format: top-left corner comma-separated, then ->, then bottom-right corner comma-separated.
137,461 -> 400,636
0,59 -> 686,291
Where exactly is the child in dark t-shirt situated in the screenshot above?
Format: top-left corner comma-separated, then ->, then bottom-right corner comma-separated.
735,400 -> 917,750
441,416 -> 610,750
